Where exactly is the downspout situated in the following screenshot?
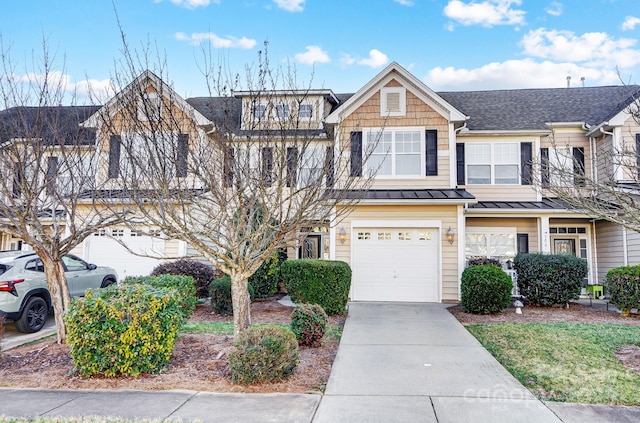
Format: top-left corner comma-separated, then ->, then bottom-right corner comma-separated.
591,220 -> 599,285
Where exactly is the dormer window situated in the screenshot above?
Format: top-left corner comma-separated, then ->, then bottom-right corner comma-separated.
299,104 -> 313,118
380,87 -> 406,117
276,104 -> 290,119
138,92 -> 162,121
251,104 -> 266,119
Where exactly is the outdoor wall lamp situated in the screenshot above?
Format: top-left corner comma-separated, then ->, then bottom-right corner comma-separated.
338,227 -> 347,244
446,227 -> 455,245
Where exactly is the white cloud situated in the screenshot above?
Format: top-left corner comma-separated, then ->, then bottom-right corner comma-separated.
545,1 -> 562,17
358,49 -> 389,68
425,59 -> 620,90
160,0 -> 218,9
294,46 -> 330,65
339,53 -> 356,66
274,0 -> 305,12
521,28 -> 640,68
175,32 -> 256,49
9,71 -> 115,102
394,0 -> 414,6
443,0 -> 525,27
622,16 -> 640,31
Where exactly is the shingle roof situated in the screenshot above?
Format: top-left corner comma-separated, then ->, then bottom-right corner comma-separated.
185,97 -> 241,130
438,85 -> 640,131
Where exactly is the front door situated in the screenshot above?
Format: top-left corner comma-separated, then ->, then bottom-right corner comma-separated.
551,231 -> 589,286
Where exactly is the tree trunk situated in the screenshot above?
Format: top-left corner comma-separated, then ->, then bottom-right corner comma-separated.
42,258 -> 72,344
230,273 -> 252,336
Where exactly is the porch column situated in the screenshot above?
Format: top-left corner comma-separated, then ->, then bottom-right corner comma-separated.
457,204 -> 466,301
539,216 -> 551,253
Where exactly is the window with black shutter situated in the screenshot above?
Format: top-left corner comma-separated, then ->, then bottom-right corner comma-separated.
350,131 -> 362,177
46,156 -> 58,195
520,142 -> 532,185
176,134 -> 188,177
517,233 -> 529,254
573,147 -> 585,187
425,130 -> 438,176
223,147 -> 235,187
540,148 -> 550,187
325,146 -> 335,187
108,135 -> 122,179
456,143 -> 465,185
12,165 -> 23,198
636,133 -> 640,180
262,147 -> 273,187
286,147 -> 298,187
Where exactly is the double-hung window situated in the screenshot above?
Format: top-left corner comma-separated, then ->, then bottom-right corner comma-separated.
465,228 -> 517,261
466,143 -> 519,184
365,128 -> 423,177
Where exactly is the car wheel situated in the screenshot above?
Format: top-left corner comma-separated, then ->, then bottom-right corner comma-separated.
101,278 -> 116,288
15,296 -> 48,333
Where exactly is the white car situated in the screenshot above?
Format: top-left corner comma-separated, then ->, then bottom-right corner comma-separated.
0,252 -> 118,332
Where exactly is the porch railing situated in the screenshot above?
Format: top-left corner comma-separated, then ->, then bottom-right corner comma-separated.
505,269 -> 520,297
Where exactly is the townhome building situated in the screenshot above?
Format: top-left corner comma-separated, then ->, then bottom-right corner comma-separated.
2,62 -> 639,303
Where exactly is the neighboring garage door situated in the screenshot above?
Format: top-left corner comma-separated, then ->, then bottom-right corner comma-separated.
352,227 -> 439,302
84,228 -> 165,280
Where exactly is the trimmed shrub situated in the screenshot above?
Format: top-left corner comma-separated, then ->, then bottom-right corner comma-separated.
281,260 -> 351,315
290,303 -> 328,347
122,274 -> 197,320
249,250 -> 286,299
229,324 -> 299,385
604,265 -> 640,316
209,276 -> 255,316
151,259 -> 221,298
65,284 -> 183,377
513,253 -> 588,307
460,265 -> 513,314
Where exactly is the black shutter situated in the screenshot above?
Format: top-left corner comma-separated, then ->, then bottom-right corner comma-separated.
46,156 -> 58,195
108,135 -> 121,179
286,147 -> 298,187
262,147 -> 273,187
325,146 -> 335,187
456,143 -> 465,185
425,130 -> 438,176
636,134 -> 640,179
350,131 -> 362,177
223,146 -> 235,187
573,147 -> 585,187
541,148 -> 550,188
520,142 -> 532,185
12,164 -> 23,198
517,233 -> 529,254
176,134 -> 189,177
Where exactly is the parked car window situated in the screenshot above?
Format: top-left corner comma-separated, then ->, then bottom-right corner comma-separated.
24,259 -> 44,272
0,264 -> 11,275
62,255 -> 88,272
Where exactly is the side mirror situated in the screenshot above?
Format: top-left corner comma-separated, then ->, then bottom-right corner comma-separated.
88,264 -> 97,270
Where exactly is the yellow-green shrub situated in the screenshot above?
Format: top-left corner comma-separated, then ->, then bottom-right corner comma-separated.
65,284 -> 183,377
122,274 -> 196,320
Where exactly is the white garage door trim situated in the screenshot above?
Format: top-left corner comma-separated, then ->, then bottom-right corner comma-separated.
350,220 -> 442,303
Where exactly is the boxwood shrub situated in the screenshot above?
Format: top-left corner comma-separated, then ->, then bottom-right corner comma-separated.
290,303 -> 328,347
151,259 -> 221,298
229,324 -> 299,385
209,276 -> 255,315
65,284 -> 183,377
122,274 -> 196,320
513,253 -> 587,307
604,265 -> 640,316
460,264 -> 512,314
281,260 -> 351,315
249,250 -> 286,299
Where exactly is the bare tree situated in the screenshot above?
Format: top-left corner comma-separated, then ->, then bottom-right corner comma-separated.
0,41 -> 126,343
92,41 -> 377,335
538,87 -> 640,232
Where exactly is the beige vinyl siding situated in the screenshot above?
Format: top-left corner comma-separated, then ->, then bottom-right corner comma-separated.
541,129 -> 592,197
465,217 -> 539,252
595,220 -> 625,283
626,229 -> 640,265
335,204 -> 460,302
464,186 -> 538,202
164,239 -> 180,258
595,135 -> 615,183
338,79 -> 452,189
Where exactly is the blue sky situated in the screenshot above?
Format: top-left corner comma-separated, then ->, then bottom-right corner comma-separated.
1,0 -> 640,103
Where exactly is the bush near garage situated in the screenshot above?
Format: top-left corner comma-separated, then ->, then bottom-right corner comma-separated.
460,264 -> 513,314
290,303 -> 328,347
604,265 -> 640,317
65,284 -> 183,377
249,249 -> 286,299
151,259 -> 221,298
229,324 -> 299,385
209,276 -> 255,316
281,259 -> 351,315
513,253 -> 587,307
122,274 -> 197,320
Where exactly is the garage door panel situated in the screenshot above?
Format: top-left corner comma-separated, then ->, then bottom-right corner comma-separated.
352,227 -> 439,303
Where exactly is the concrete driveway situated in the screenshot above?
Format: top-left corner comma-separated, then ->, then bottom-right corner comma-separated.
1,315 -> 56,351
313,302 -> 561,423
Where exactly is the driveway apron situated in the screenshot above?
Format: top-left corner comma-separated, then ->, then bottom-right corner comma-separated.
313,302 -> 562,423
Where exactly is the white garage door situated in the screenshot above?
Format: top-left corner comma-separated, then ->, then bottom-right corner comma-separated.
352,227 -> 439,302
84,228 -> 165,280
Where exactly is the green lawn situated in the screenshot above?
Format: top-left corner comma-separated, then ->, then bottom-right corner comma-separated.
467,322 -> 640,405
